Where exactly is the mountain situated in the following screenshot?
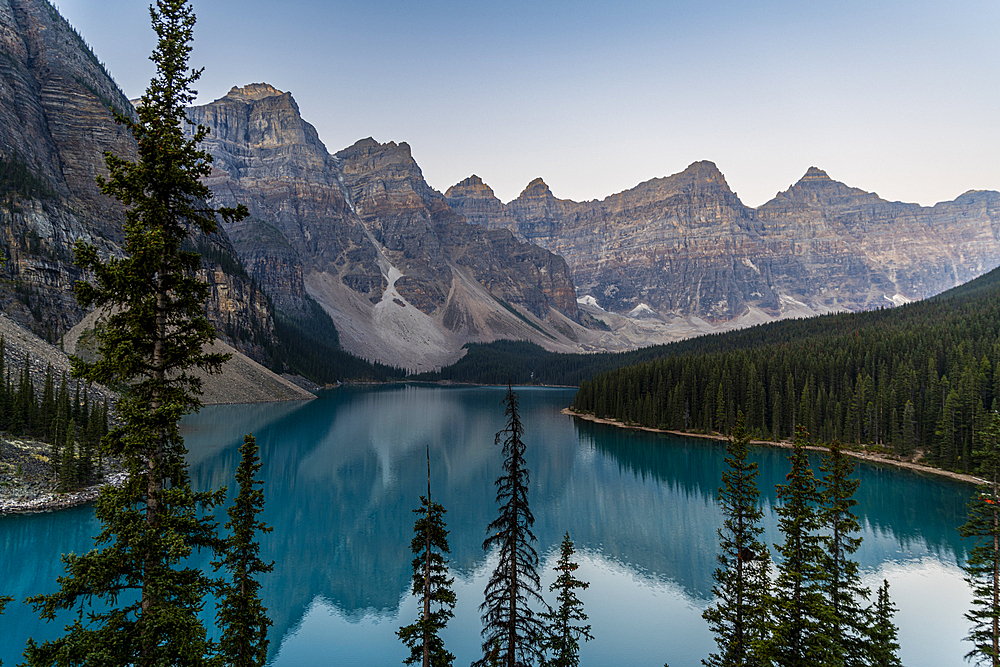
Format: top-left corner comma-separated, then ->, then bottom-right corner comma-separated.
0,0 -> 276,363
447,163 -> 1000,324
186,85 -> 586,372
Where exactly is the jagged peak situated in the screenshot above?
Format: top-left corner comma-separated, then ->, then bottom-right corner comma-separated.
225,83 -> 286,101
800,166 -> 831,182
446,175 -> 497,200
682,160 -> 724,179
518,177 -> 553,199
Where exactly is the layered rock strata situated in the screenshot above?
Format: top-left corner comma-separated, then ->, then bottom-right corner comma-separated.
0,0 -> 277,363
187,85 -> 583,371
448,163 -> 1000,321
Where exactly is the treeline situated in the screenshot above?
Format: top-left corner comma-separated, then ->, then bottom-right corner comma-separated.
0,337 -> 110,490
413,339 -> 676,386
0,152 -> 56,203
188,239 -> 405,384
271,298 -> 406,383
573,266 -> 1000,472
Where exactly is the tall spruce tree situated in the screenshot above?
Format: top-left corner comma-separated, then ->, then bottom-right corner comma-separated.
767,425 -> 831,666
397,445 -> 456,667
960,411 -> 1000,667
476,385 -> 547,667
818,440 -> 869,666
214,434 -> 274,667
703,412 -> 771,667
0,595 -> 11,666
866,580 -> 902,667
539,532 -> 592,667
24,2 -> 245,665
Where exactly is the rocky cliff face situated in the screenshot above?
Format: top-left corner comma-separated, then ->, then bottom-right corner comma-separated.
0,0 -> 276,362
449,163 -> 1000,322
187,85 -> 583,371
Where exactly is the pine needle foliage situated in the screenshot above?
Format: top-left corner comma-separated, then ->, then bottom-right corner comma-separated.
476,385 -> 547,667
213,434 -> 274,667
866,580 -> 902,667
961,412 -> 1000,667
767,426 -> 832,666
23,2 -> 246,665
818,440 -> 870,666
397,493 -> 457,667
703,412 -> 770,667
539,532 -> 592,667
0,595 -> 11,666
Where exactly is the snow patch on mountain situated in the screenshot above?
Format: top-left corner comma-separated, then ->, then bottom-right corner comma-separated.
884,293 -> 912,307
628,303 -> 660,320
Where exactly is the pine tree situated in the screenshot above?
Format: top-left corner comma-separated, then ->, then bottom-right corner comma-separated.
960,411 -> 1000,667
0,594 -> 12,666
214,434 -> 274,667
24,2 -> 246,665
476,385 -> 548,667
539,532 -> 592,667
703,412 -> 771,667
866,579 -> 902,667
397,445 -> 456,667
767,425 -> 831,666
818,440 -> 869,666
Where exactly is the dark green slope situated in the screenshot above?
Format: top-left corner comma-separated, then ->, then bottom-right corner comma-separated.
571,265 -> 1000,472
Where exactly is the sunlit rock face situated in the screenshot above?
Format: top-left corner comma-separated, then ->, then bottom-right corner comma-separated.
449,163 -> 1000,322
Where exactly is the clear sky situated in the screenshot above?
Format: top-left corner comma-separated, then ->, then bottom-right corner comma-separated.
54,0 -> 999,208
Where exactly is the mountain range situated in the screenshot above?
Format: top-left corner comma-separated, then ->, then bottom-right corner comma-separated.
447,162 -> 1000,324
2,0 -> 1000,376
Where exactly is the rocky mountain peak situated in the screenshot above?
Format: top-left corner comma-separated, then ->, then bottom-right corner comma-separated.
517,177 -> 554,200
681,160 -> 727,184
224,82 -> 286,101
445,175 -> 497,201
801,166 -> 831,182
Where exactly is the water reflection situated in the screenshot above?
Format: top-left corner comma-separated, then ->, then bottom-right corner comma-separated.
0,385 -> 977,667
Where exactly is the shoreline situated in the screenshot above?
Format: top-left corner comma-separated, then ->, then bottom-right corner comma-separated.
0,471 -> 126,515
561,408 -> 986,487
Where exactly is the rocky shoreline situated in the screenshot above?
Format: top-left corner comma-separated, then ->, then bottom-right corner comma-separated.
0,436 -> 125,515
561,408 -> 987,487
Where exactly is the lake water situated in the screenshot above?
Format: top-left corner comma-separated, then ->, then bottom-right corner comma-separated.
0,384 -> 976,666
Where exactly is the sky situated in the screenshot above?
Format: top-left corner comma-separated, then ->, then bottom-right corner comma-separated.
53,0 -> 1000,208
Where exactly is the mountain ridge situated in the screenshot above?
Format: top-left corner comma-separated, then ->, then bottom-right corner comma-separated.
448,163 -> 1000,323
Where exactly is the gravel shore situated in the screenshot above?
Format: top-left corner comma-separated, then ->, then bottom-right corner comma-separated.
0,436 -> 125,514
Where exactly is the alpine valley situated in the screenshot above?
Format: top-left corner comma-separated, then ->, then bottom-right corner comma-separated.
2,0 -> 1000,378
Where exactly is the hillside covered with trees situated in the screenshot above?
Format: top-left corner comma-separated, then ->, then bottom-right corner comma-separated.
571,266 -> 1000,472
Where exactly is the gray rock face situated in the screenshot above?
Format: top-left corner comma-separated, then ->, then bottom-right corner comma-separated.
449,163 -> 1000,321
0,0 -> 276,362
187,86 -> 582,370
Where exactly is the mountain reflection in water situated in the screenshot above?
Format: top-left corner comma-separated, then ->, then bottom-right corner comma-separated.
0,385 -> 975,667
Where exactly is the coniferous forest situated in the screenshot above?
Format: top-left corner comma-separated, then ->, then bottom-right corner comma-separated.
571,265 -> 1000,472
0,336 -> 109,490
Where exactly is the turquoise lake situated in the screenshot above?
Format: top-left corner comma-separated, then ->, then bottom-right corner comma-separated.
0,384 -> 977,665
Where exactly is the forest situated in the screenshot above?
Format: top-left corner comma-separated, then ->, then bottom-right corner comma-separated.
0,336 -> 109,490
571,265 -> 1000,472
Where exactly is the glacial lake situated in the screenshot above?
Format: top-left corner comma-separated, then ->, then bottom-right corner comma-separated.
0,384 -> 976,666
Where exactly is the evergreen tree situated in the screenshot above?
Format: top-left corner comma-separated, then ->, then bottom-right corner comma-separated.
703,412 -> 771,667
476,385 -> 547,667
24,2 -> 246,665
214,434 -> 273,667
767,425 -> 831,666
539,532 -> 592,667
818,440 -> 869,667
398,446 -> 456,667
866,580 -> 902,667
960,412 -> 1000,667
0,594 -> 12,666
